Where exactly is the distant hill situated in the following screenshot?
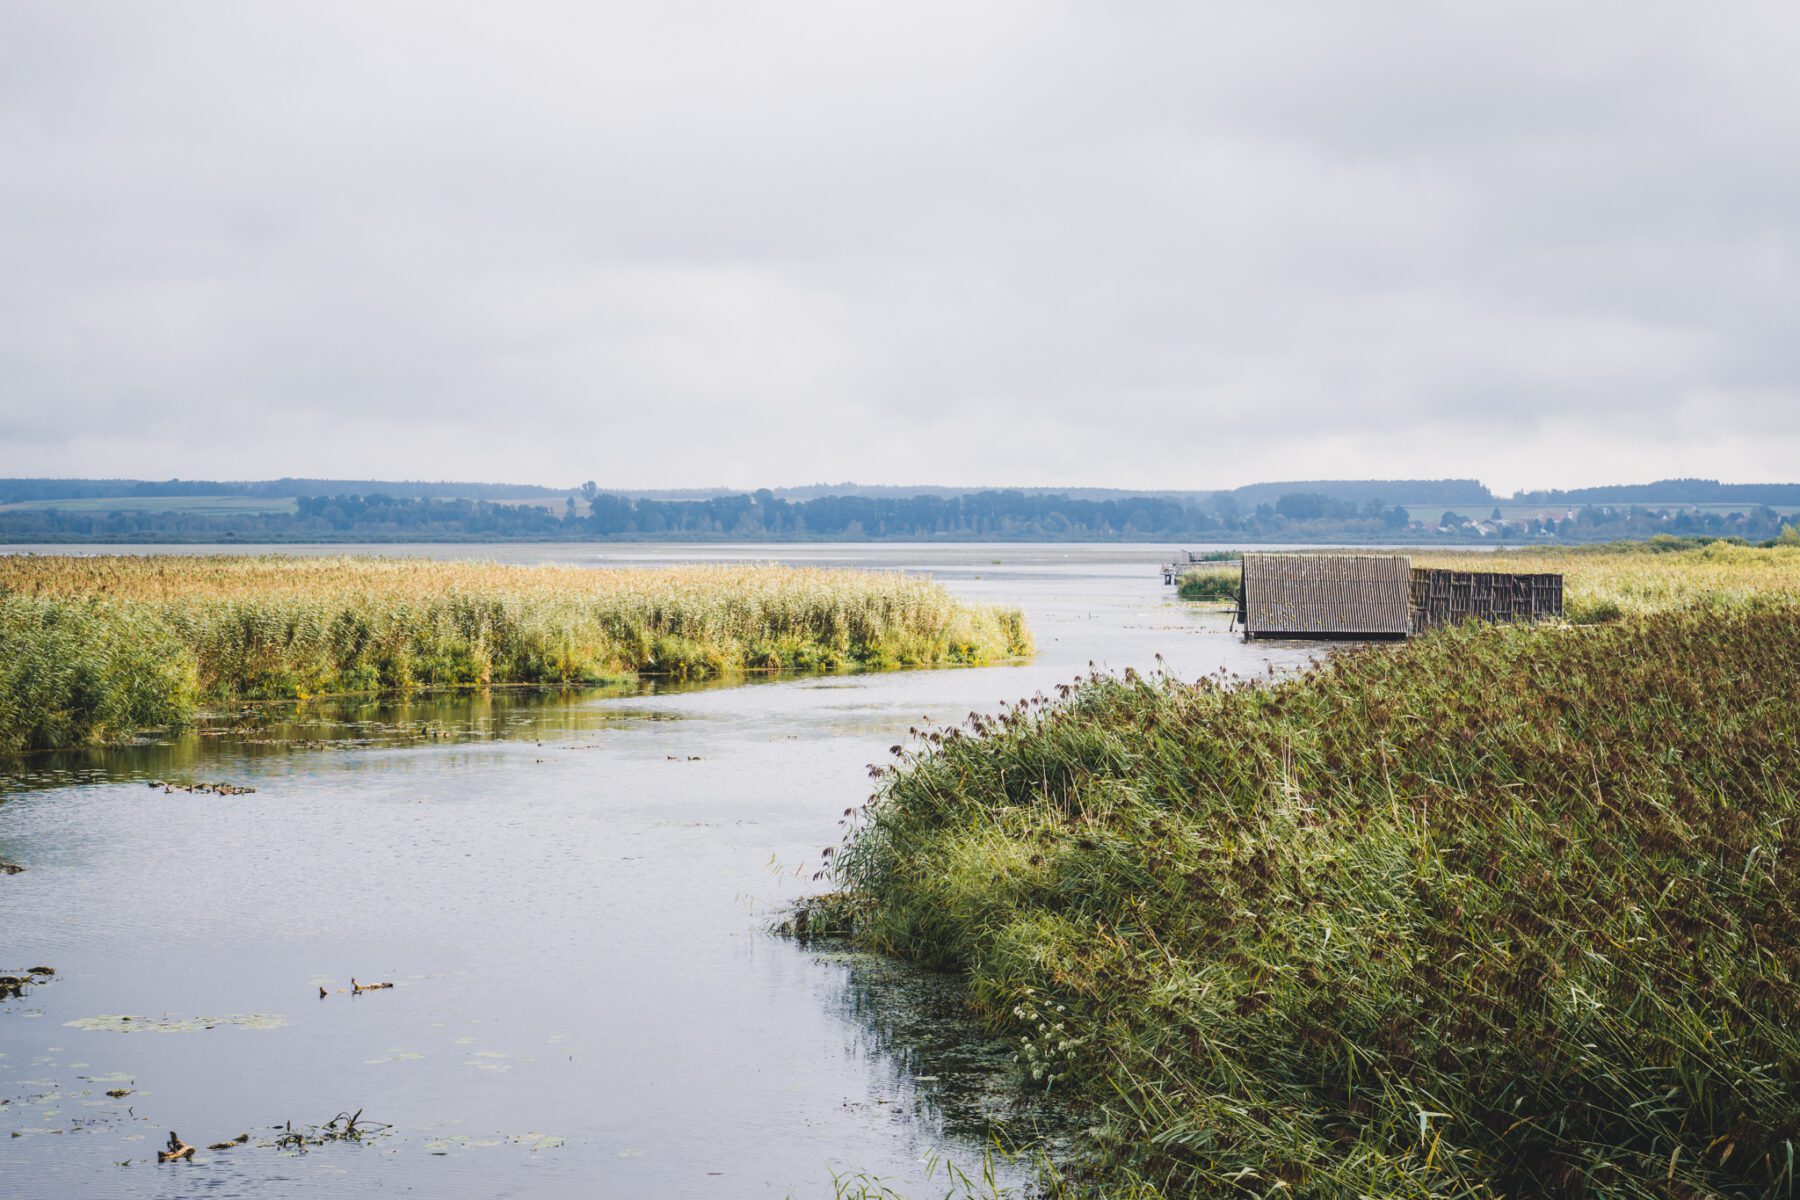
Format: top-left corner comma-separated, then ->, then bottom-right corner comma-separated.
614,484 -> 1219,502
1224,479 -> 1495,507
1511,479 -> 1800,506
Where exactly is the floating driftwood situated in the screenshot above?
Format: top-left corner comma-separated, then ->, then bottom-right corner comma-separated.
0,966 -> 54,1000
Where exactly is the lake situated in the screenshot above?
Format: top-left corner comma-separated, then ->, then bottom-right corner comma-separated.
0,544 -> 1320,1197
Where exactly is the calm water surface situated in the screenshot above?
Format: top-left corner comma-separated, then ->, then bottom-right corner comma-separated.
0,544 -> 1319,1197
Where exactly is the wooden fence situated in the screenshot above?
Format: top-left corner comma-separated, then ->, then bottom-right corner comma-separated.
1408,569 -> 1564,630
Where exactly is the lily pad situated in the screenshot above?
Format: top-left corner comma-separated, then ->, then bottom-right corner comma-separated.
364,1050 -> 425,1065
64,1013 -> 285,1034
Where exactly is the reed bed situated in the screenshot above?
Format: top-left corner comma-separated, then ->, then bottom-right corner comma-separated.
1177,540 -> 1800,621
1415,539 -> 1800,622
0,556 -> 1031,753
831,604 -> 1800,1197
1174,566 -> 1237,601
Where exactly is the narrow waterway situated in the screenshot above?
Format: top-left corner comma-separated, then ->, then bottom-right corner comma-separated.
0,545 -> 1320,1198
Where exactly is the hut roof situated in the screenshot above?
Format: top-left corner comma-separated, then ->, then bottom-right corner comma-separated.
1241,552 -> 1412,637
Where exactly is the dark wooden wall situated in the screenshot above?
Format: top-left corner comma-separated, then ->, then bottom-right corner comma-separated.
1409,569 -> 1564,631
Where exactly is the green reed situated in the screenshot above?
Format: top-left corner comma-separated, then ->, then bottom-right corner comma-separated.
831,604 -> 1800,1197
1174,567 -> 1237,602
0,557 -> 1032,753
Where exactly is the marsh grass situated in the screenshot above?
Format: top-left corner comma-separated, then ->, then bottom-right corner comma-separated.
834,604 -> 1800,1197
0,556 -> 1031,752
1414,539 -> 1800,623
1173,567 -> 1237,602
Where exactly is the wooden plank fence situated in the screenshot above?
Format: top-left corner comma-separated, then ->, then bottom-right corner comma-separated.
1408,569 -> 1564,630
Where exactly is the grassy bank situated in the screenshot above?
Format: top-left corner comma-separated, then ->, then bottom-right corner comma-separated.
1176,540 -> 1800,620
0,556 -> 1032,753
831,603 -> 1800,1197
1416,539 -> 1800,622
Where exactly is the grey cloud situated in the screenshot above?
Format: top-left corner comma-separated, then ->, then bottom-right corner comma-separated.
1,1 -> 1797,493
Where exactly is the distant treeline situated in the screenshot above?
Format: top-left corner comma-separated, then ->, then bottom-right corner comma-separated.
2,488 -> 1795,544
9,475 -> 1800,508
0,477 -> 568,504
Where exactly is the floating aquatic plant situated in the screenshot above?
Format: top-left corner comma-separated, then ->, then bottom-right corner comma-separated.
64,1013 -> 285,1034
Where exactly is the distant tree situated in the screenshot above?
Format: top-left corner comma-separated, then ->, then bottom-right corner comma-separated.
1276,492 -> 1331,521
580,481 -> 599,501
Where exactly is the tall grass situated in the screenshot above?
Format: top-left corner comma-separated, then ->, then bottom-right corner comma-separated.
833,604 -> 1800,1197
1174,566 -> 1237,602
1414,539 -> 1800,623
0,556 -> 1032,753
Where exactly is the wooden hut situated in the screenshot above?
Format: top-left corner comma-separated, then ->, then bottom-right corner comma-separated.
1237,553 -> 1413,638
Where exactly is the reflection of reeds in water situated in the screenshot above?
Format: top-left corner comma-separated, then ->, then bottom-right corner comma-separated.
836,601 -> 1800,1197
0,685 -> 678,798
806,943 -> 1080,1199
0,556 -> 1033,752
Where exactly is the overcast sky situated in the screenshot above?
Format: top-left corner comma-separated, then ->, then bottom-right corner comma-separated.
2,3 -> 1796,494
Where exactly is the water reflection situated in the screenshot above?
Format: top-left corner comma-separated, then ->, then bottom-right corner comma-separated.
0,674 -> 816,799
812,945 -> 1076,1147
1,545 -> 1314,1198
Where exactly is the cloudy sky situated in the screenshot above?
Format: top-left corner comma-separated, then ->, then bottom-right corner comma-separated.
2,3 -> 1796,494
